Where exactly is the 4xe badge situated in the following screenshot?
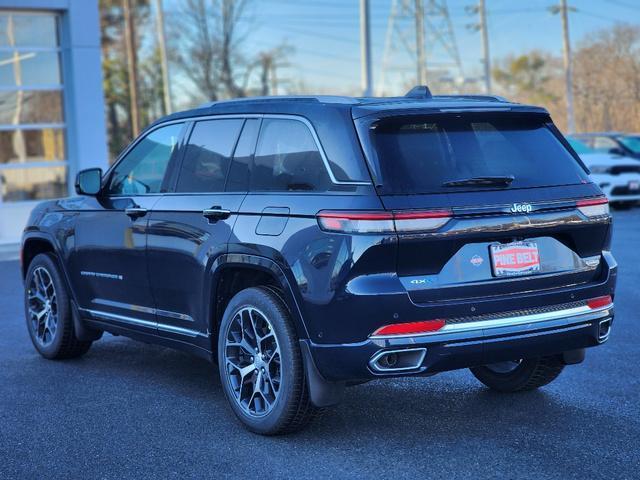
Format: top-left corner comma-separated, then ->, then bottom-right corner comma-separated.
470,255 -> 483,267
510,202 -> 533,214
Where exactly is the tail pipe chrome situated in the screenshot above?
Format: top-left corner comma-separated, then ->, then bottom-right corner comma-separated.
369,348 -> 427,373
598,318 -> 612,343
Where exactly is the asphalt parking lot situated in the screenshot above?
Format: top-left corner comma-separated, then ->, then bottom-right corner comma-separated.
1,210 -> 639,479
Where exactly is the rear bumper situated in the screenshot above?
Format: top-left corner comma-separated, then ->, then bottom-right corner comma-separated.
307,302 -> 613,381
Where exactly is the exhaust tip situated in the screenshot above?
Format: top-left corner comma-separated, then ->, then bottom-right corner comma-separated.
369,348 -> 427,373
598,318 -> 612,343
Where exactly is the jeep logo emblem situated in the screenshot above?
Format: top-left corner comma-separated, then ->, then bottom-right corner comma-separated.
510,203 -> 532,214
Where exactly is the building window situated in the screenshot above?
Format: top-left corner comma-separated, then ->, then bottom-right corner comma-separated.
0,11 -> 66,203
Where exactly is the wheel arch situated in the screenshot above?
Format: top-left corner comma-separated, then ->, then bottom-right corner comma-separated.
21,233 -> 61,279
207,253 -> 310,355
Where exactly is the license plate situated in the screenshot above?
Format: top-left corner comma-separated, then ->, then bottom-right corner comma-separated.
628,180 -> 639,191
490,242 -> 541,277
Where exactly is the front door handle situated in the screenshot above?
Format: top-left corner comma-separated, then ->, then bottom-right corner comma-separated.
203,207 -> 231,222
125,207 -> 148,219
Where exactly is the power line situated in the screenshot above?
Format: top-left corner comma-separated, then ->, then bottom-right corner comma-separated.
603,0 -> 638,9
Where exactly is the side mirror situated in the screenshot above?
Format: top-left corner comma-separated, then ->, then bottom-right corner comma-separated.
608,147 -> 625,157
75,168 -> 102,196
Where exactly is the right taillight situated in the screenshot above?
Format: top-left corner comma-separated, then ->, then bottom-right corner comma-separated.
317,209 -> 452,234
577,197 -> 609,217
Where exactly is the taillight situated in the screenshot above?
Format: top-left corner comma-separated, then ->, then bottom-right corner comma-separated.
372,319 -> 446,336
587,295 -> 613,310
392,210 -> 452,232
316,211 -> 394,234
317,209 -> 452,234
577,197 -> 609,217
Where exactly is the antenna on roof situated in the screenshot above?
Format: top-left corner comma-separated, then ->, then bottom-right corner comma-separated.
405,85 -> 433,99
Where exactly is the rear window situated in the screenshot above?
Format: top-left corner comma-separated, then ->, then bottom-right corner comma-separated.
361,114 -> 589,194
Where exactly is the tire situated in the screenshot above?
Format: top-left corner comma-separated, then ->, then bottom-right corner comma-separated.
217,286 -> 323,435
24,253 -> 93,360
470,355 -> 565,393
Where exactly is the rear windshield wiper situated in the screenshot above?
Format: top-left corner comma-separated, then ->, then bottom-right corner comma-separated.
441,175 -> 515,188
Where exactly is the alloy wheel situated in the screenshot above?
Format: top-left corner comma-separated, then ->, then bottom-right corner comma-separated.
27,266 -> 58,347
223,307 -> 282,417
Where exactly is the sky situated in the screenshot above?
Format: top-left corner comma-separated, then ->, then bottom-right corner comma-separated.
164,0 -> 640,99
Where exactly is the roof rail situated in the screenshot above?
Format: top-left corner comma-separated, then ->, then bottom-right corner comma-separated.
197,95 -> 358,109
434,94 -> 510,103
405,85 -> 433,99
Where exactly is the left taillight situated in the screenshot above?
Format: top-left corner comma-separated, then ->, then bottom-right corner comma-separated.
577,197 -> 609,217
317,209 -> 452,234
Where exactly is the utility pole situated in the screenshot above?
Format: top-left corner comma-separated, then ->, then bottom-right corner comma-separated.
123,0 -> 140,137
154,0 -> 172,115
479,0 -> 491,93
466,1 -> 491,93
415,0 -> 426,84
560,0 -> 575,133
551,0 -> 575,133
360,0 -> 373,96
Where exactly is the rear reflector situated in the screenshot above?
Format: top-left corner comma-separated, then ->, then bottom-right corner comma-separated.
577,197 -> 609,217
587,295 -> 613,310
372,319 -> 446,336
317,209 -> 452,234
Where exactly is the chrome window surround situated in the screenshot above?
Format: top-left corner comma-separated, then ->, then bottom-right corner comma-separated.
369,301 -> 614,340
105,113 -> 372,195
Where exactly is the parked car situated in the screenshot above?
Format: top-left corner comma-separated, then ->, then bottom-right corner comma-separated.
620,134 -> 640,157
572,132 -> 640,160
567,137 -> 640,208
21,87 -> 616,435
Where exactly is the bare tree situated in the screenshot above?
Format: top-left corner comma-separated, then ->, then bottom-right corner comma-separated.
172,0 -> 221,101
170,0 -> 292,104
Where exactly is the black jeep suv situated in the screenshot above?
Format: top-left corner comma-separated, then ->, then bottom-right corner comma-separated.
21,87 -> 617,435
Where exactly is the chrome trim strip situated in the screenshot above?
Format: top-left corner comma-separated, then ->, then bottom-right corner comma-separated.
368,348 -> 427,373
91,299 -> 194,322
85,309 -> 157,330
157,323 -> 204,338
441,322 -> 592,348
369,303 -> 614,340
83,309 -> 205,338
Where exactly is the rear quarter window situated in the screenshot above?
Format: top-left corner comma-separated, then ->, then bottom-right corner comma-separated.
359,113 -> 589,194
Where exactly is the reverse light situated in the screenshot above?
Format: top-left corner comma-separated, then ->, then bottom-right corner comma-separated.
317,209 -> 452,234
372,319 -> 446,337
577,197 -> 609,217
587,295 -> 613,310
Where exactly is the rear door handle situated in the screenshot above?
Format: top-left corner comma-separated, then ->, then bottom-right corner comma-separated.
125,207 -> 148,219
203,207 -> 231,221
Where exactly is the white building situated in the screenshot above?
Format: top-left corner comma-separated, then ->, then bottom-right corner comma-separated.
0,0 -> 107,251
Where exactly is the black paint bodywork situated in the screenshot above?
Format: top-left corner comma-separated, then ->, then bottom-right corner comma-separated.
21,96 -> 617,402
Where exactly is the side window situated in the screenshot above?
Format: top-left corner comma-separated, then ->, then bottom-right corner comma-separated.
226,119 -> 260,192
251,118 -> 331,192
175,119 -> 243,193
592,136 -> 617,151
108,123 -> 183,195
